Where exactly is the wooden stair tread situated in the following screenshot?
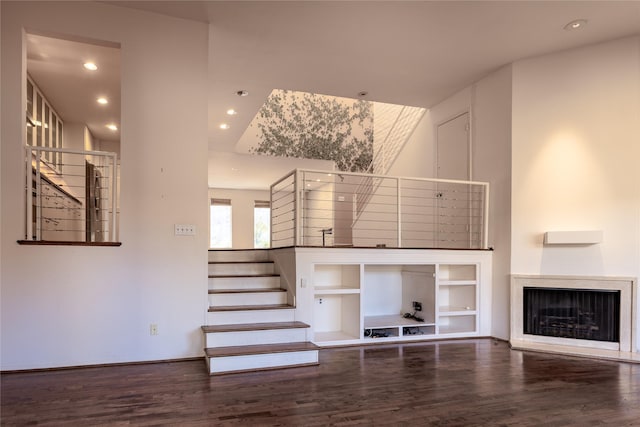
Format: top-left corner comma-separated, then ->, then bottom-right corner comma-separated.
208,304 -> 293,312
208,274 -> 279,278
208,261 -> 273,265
201,321 -> 310,333
208,288 -> 285,294
205,342 -> 320,358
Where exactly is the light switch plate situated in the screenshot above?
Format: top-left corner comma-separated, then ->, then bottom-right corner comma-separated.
175,224 -> 196,236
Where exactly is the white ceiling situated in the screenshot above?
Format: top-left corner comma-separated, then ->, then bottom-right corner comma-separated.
105,1 -> 640,188
27,33 -> 121,142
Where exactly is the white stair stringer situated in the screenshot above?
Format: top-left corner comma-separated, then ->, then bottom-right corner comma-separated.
203,249 -> 320,375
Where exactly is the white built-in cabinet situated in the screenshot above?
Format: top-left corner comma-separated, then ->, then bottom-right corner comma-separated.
27,75 -> 64,173
297,248 -> 490,346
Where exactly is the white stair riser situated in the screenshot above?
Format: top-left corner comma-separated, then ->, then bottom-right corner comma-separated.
209,276 -> 281,290
209,292 -> 287,307
209,263 -> 274,276
207,350 -> 319,374
205,328 -> 308,347
207,309 -> 295,325
208,250 -> 270,263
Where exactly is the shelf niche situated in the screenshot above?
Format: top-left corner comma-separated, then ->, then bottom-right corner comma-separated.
362,265 -> 436,340
313,264 -> 361,343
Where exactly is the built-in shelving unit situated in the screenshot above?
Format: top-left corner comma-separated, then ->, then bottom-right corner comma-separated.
304,251 -> 486,346
312,264 -> 361,343
437,264 -> 478,335
360,265 -> 437,341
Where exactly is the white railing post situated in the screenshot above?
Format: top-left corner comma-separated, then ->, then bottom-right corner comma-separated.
269,182 -> 274,249
110,153 -> 118,242
35,150 -> 42,241
295,169 -> 303,246
483,183 -> 490,249
397,177 -> 402,248
25,146 -> 33,240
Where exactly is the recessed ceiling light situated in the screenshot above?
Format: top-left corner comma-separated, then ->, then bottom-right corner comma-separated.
564,19 -> 587,31
83,62 -> 98,71
357,91 -> 368,97
97,97 -> 108,105
236,90 -> 249,97
219,123 -> 230,130
106,124 -> 118,131
226,109 -> 237,115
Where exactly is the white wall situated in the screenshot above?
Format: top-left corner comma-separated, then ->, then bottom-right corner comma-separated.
388,66 -> 513,339
84,126 -> 95,151
303,182 -> 335,247
511,36 -> 640,346
1,2 -> 209,370
64,123 -> 85,152
97,139 -> 121,159
386,109 -> 434,178
512,36 -> 640,275
208,188 -> 270,249
470,65 -> 512,339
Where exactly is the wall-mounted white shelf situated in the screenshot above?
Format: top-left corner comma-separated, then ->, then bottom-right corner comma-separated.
544,230 -> 603,245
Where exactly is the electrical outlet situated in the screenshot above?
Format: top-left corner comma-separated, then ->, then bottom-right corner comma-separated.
174,224 -> 196,236
413,301 -> 422,312
150,324 -> 158,335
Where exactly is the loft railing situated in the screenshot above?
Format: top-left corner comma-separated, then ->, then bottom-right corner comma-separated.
24,146 -> 119,243
270,169 -> 489,250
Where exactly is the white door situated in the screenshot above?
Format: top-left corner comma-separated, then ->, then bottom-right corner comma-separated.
437,112 -> 469,180
436,112 -> 470,248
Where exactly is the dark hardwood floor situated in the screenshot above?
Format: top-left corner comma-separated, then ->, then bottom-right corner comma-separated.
2,339 -> 640,426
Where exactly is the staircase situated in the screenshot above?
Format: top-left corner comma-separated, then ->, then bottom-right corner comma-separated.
202,249 -> 319,375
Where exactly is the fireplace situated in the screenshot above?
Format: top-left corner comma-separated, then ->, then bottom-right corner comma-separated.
511,275 -> 637,361
523,287 -> 620,342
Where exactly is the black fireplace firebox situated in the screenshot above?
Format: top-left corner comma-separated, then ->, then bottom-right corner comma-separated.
523,287 -> 620,342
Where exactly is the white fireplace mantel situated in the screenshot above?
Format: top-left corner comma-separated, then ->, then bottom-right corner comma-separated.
510,275 -> 639,363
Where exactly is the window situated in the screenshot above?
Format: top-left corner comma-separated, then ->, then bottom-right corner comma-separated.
254,200 -> 271,248
210,198 -> 232,248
